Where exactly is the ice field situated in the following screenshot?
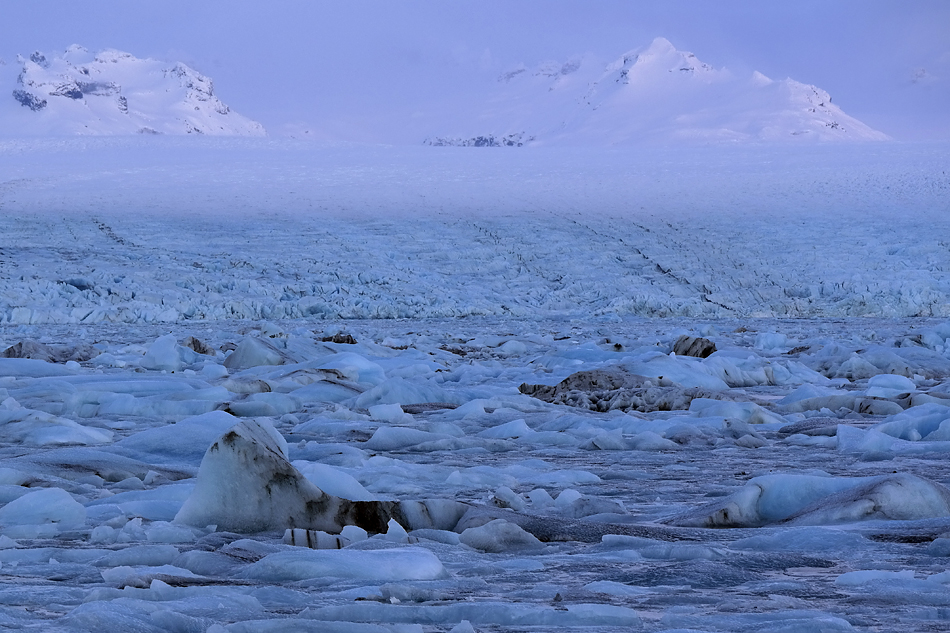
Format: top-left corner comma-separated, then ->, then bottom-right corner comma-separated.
2,138 -> 949,324
1,138 -> 950,631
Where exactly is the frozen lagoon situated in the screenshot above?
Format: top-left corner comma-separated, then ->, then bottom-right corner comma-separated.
1,139 -> 950,631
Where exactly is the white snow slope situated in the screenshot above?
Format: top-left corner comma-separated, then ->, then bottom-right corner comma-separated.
427,38 -> 889,146
0,46 -> 264,136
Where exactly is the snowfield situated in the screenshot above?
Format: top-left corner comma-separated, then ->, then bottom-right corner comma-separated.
0,138 -> 950,632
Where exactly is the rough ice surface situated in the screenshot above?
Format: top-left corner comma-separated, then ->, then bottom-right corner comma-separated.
244,547 -> 447,582
0,139 -> 949,631
2,139 -> 949,325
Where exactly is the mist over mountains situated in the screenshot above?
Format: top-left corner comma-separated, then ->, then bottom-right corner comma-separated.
427,38 -> 888,146
1,39 -> 888,144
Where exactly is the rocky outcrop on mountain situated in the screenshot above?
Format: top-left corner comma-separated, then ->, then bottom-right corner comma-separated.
5,45 -> 264,136
424,132 -> 533,147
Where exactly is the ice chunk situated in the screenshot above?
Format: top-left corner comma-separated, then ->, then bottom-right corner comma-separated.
292,461 -> 375,501
930,570 -> 950,582
200,362 -> 229,379
838,424 -> 950,454
302,601 -> 641,627
117,410 -> 241,465
341,525 -> 368,543
490,486 -> 527,511
730,526 -> 868,552
866,373 -> 916,398
290,380 -> 363,403
318,352 -> 386,386
394,499 -> 470,532
369,403 -> 413,423
926,538 -> 950,556
381,517 -> 412,543
0,358 -> 77,378
834,353 -> 882,380
365,427 -> 453,451
99,563 -> 200,587
0,405 -> 112,445
582,428 -> 629,450
555,492 -> 626,518
222,621 -> 408,632
555,488 -> 582,508
410,528 -> 461,545
223,336 -> 286,370
874,404 -> 950,441
175,418 -> 398,533
231,391 -> 302,416
145,521 -> 196,543
601,534 -> 722,560
66,590 -> 261,630
283,528 -> 349,549
779,383 -> 847,405
0,487 -> 85,537
835,569 -> 915,586
668,472 -> 950,527
497,339 -> 527,356
85,483 -> 195,522
786,474 -> 950,525
630,430 -> 679,451
139,333 -> 197,372
755,332 -> 788,350
90,525 -> 117,544
244,547 -> 446,582
688,398 -> 785,425
477,419 -> 534,439
459,519 -> 544,552
356,377 -> 455,408
624,352 -> 729,389
584,580 -> 653,597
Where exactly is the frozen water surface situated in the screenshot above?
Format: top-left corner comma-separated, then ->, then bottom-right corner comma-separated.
0,138 -> 949,631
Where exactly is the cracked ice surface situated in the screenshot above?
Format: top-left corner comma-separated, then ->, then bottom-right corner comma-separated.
1,138 -> 949,324
0,139 -> 948,631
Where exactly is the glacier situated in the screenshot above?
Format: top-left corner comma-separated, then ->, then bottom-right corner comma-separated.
1,137 -> 947,325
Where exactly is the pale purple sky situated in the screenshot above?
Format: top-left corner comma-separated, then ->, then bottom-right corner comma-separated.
3,0 -> 948,140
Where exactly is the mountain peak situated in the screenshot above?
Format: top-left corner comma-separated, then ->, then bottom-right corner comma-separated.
644,36 -> 676,54
429,37 -> 888,146
2,47 -> 264,136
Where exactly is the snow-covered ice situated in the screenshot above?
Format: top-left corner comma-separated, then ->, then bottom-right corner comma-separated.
0,138 -> 949,631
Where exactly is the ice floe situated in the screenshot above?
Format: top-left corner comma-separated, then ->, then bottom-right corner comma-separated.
2,141 -> 950,631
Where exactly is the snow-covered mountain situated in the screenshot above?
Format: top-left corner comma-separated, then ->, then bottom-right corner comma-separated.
1,45 -> 264,136
426,38 -> 889,146
0,39 -> 888,144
